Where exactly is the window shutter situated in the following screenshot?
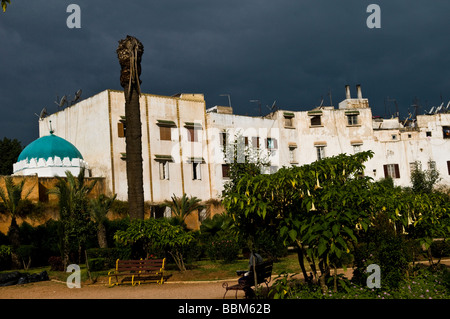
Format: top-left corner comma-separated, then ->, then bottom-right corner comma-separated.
196,163 -> 201,180
273,138 -> 278,149
383,165 -> 388,178
222,164 -> 230,178
118,122 -> 125,138
394,164 -> 400,178
159,162 -> 164,180
160,126 -> 171,141
447,161 -> 450,175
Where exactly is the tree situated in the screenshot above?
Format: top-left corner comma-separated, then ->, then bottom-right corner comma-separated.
114,218 -> 194,272
89,194 -> 116,248
410,160 -> 441,194
0,137 -> 23,175
48,171 -> 96,269
163,193 -> 204,228
223,151 -> 375,292
116,35 -> 145,220
0,176 -> 33,268
1,0 -> 11,12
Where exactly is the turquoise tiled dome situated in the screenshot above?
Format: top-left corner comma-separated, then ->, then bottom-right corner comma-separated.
17,132 -> 83,162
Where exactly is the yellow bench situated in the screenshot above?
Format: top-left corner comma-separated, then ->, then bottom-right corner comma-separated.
108,258 -> 166,286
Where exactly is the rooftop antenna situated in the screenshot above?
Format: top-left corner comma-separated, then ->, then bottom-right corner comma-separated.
219,93 -> 232,108
250,99 -> 261,116
328,88 -> 333,107
411,97 -> 420,119
318,96 -> 324,108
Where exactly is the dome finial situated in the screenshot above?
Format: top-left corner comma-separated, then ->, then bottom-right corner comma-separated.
49,120 -> 54,135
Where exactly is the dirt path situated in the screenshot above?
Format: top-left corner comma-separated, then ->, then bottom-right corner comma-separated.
0,278 -> 248,299
2,259 -> 447,299
0,269 -> 353,300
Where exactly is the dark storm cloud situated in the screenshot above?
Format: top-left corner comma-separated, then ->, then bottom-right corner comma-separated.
1,0 -> 449,146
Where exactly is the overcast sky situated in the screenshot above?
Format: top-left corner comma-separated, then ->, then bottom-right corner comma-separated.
1,0 -> 449,146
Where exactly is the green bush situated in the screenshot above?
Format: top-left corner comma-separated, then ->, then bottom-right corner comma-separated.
88,257 -> 106,271
0,245 -> 11,270
353,214 -> 412,289
86,247 -> 131,269
205,231 -> 240,263
430,240 -> 450,258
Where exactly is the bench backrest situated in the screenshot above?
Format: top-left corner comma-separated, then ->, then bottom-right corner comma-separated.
116,259 -> 165,272
254,261 -> 273,283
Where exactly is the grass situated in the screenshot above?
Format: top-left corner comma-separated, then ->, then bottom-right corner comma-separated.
0,252 -> 304,284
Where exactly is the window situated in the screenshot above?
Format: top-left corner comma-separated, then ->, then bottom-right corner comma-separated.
289,146 -> 297,163
429,161 -> 436,170
159,161 -> 170,180
383,164 -> 400,179
443,126 -> 450,139
252,137 -> 260,149
283,112 -> 295,127
426,131 -> 432,137
347,114 -> 358,126
222,164 -> 230,178
410,162 -> 419,172
220,132 -> 227,151
192,162 -> 202,180
310,115 -> 322,126
392,134 -> 397,140
316,146 -> 325,160
266,138 -> 278,150
447,161 -> 450,175
160,126 -> 171,141
187,128 -> 198,142
185,122 -> 202,142
353,144 -> 362,154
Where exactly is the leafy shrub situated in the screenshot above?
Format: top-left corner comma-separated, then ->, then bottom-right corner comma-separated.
205,231 -> 240,263
430,240 -> 450,258
48,256 -> 64,271
86,247 -> 131,269
253,228 -> 288,261
88,257 -> 106,271
0,245 -> 11,270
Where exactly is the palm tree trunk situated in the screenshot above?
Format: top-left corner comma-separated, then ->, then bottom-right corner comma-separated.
97,223 -> 108,249
9,217 -> 21,269
117,35 -> 145,220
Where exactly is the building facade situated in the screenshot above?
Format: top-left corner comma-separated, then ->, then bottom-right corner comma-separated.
37,87 -> 450,203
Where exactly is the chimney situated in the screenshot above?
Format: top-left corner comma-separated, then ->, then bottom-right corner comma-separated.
356,84 -> 362,99
345,85 -> 351,99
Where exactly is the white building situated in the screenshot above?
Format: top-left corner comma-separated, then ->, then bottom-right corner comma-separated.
34,87 -> 449,203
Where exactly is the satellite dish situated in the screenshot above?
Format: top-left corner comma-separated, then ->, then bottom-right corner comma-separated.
71,89 -> 82,104
54,95 -> 67,109
34,107 -> 48,120
39,107 -> 48,119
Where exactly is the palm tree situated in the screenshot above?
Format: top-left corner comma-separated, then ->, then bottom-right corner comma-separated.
48,170 -> 96,268
116,35 -> 145,220
1,0 -> 11,12
164,193 -> 205,227
0,176 -> 33,269
89,194 -> 116,248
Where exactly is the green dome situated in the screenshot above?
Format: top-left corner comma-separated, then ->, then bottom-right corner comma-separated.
18,133 -> 83,162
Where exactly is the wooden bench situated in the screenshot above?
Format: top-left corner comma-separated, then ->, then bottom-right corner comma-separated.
222,260 -> 273,299
108,258 -> 166,286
